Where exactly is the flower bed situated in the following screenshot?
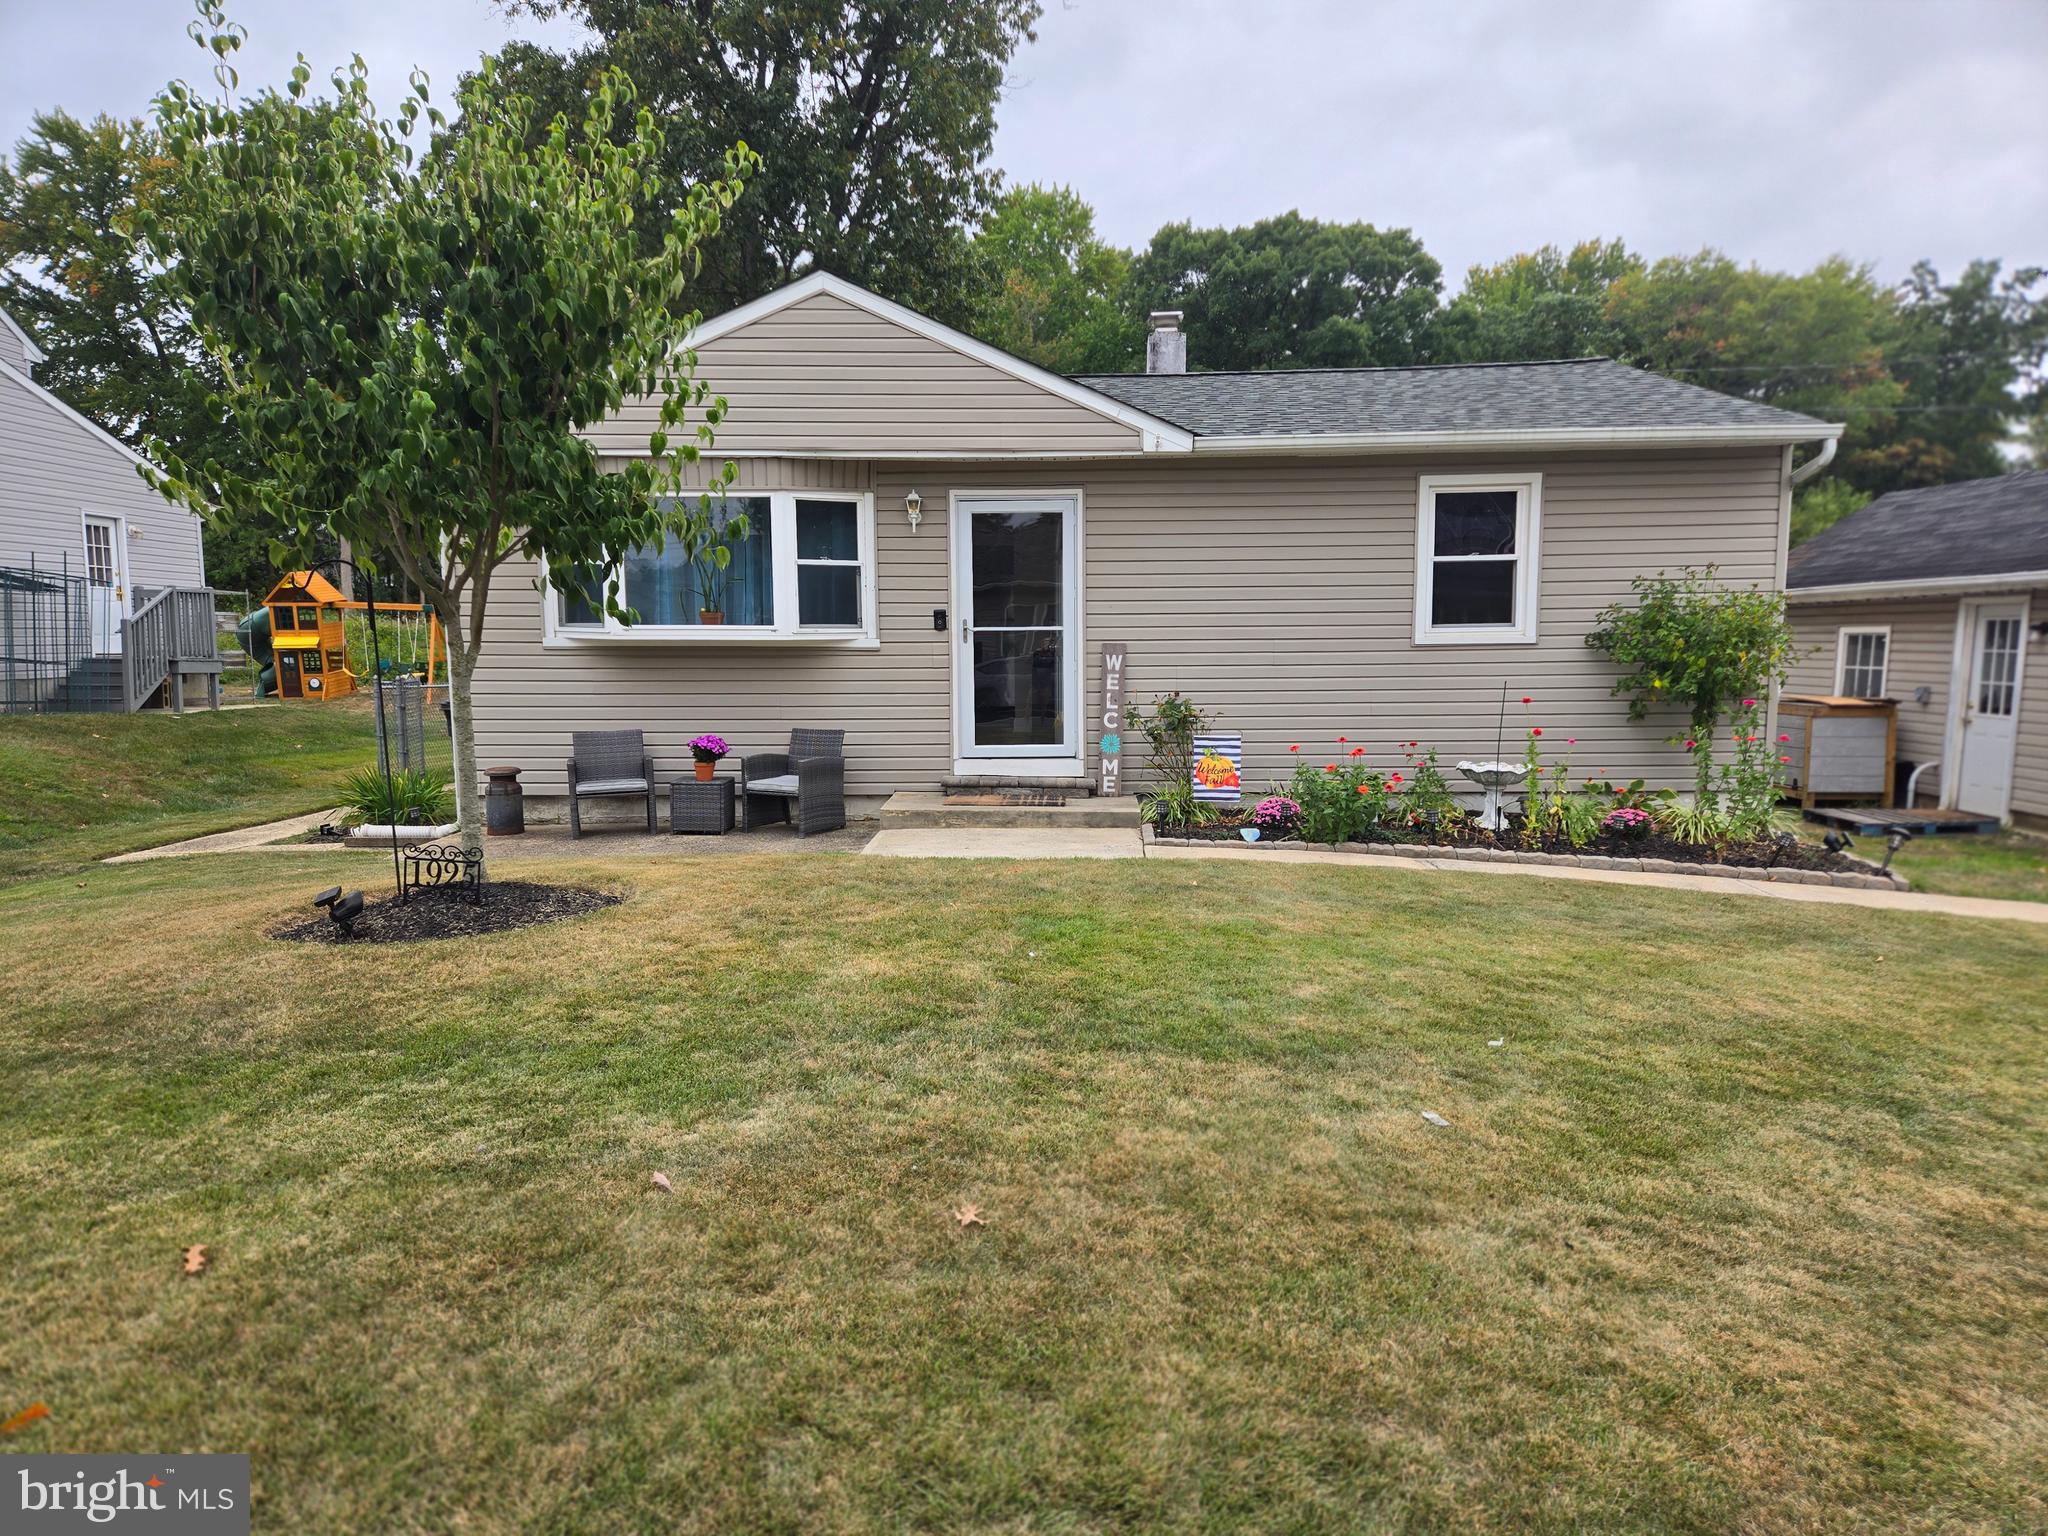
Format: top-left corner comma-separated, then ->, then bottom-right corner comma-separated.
1150,816 -> 1907,890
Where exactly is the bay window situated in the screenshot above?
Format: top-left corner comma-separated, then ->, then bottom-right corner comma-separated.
548,491 -> 875,643
1413,471 -> 1542,645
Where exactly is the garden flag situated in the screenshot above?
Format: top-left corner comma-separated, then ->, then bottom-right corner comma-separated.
1191,732 -> 1243,804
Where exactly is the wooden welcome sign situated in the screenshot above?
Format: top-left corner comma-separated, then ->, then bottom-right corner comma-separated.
1099,642 -> 1127,797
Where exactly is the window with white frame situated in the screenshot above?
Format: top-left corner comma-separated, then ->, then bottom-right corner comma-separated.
550,491 -> 875,642
1414,472 -> 1542,644
1836,627 -> 1890,698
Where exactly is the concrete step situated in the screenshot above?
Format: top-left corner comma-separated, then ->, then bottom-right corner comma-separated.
879,791 -> 1142,830
940,773 -> 1096,796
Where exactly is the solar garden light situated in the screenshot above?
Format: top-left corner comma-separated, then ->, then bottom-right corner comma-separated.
1822,830 -> 1854,856
1882,828 -> 1915,873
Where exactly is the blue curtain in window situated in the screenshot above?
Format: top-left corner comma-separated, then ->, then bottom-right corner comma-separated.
622,496 -> 773,625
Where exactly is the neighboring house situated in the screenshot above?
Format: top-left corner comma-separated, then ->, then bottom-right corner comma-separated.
470,272 -> 1839,812
1786,471 -> 2047,826
0,306 -> 219,712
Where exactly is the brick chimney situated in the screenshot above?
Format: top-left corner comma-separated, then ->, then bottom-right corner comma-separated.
1145,310 -> 1186,375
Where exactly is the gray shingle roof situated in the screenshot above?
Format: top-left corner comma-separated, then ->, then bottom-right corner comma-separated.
1072,357 -> 1831,439
1786,470 -> 2048,589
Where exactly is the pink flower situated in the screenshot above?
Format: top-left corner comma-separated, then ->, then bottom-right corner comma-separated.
1743,697 -> 1756,709
1778,734 -> 1790,744
1289,744 -> 1300,752
1780,756 -> 1791,764
1389,773 -> 1403,785
1684,739 -> 1697,750
1350,746 -> 1365,757
1567,738 -> 1577,745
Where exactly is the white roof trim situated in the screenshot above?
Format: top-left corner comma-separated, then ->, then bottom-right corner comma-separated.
1787,570 -> 2048,603
1189,423 -> 1844,455
0,307 -> 48,366
682,271 -> 1196,454
0,357 -> 174,486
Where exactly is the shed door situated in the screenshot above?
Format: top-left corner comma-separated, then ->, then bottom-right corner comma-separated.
277,650 -> 304,699
1953,603 -> 2024,817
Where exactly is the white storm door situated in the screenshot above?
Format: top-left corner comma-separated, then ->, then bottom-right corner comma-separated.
1953,602 -> 2024,817
952,494 -> 1080,761
83,514 -> 126,655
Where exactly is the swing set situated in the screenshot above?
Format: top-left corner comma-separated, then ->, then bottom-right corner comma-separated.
250,571 -> 444,702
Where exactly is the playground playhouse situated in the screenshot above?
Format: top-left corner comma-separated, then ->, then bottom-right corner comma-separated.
241,571 -> 441,701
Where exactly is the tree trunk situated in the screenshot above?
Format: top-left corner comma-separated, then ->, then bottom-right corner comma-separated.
445,640 -> 485,866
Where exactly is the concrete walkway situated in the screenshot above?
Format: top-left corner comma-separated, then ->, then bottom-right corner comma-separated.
864,827 -> 1142,859
104,809 -> 339,862
1141,841 -> 2048,924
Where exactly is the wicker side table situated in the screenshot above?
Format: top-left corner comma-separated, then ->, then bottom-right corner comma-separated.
668,776 -> 735,835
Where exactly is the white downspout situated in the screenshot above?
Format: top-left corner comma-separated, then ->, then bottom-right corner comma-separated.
1789,436 -> 1838,487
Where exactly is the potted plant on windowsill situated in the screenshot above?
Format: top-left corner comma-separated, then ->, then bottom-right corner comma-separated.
689,734 -> 730,781
683,499 -> 753,626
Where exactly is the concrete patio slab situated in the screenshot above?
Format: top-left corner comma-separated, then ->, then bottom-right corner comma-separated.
863,827 -> 1144,859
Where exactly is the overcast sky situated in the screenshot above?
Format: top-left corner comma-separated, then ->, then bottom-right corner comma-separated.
3,0 -> 2042,290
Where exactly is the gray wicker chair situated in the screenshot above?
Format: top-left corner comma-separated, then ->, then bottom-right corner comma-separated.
566,729 -> 656,837
740,728 -> 846,836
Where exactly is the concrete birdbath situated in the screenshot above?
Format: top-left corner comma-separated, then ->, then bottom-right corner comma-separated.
1455,760 -> 1526,832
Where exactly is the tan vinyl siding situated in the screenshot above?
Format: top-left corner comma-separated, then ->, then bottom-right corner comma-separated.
1785,598 -> 1957,789
471,448 -> 1790,801
0,367 -> 205,587
586,291 -> 1145,458
2007,588 -> 2047,820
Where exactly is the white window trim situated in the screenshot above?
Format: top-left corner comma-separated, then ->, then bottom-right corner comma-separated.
1413,471 -> 1542,645
541,491 -> 878,647
1833,624 -> 1891,698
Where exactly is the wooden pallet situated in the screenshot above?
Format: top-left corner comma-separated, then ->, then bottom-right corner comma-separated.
1801,805 -> 2002,836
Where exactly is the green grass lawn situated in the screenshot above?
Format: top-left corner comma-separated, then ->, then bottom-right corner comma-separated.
0,697 -> 447,882
2,853 -> 2041,1532
1776,811 -> 2048,904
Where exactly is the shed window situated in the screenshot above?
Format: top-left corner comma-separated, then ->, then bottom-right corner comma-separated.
548,492 -> 875,644
1414,473 -> 1542,644
1836,628 -> 1889,698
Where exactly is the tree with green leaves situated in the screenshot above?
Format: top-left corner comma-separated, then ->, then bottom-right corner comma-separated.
0,110 -> 277,590
970,183 -> 1139,373
1124,212 -> 1444,371
488,0 -> 1039,327
136,3 -> 755,863
1438,239 -> 1644,363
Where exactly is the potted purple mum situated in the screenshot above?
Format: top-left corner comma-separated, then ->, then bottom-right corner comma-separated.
689,733 -> 730,781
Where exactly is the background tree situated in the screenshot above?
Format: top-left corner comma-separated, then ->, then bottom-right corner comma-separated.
489,0 -> 1039,326
139,5 -> 755,862
1438,239 -> 1644,363
0,110 -> 275,592
970,182 -> 1139,373
1124,212 -> 1444,371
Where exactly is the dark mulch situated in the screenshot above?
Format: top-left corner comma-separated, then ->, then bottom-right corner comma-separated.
1168,817 -> 1853,872
274,880 -> 621,945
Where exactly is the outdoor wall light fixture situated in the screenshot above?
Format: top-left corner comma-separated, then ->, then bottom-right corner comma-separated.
905,488 -> 922,531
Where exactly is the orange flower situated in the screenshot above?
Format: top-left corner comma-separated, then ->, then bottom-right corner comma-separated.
1355,783 -> 1371,794
1324,764 -> 1338,773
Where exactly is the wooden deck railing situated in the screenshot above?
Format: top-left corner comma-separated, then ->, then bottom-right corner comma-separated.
122,586 -> 220,711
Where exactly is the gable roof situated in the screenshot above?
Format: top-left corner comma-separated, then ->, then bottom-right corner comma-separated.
1787,469 -> 2048,595
686,272 -> 1195,453
1075,358 -> 1838,450
673,273 -> 1839,459
0,306 -> 47,366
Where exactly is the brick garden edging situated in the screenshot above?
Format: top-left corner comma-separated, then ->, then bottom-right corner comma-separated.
1141,827 -> 1910,892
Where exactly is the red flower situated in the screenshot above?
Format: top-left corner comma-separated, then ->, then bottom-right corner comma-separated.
1532,728 -> 1543,738
1521,696 -> 1531,705
1350,746 -> 1365,757
1684,739 -> 1697,750
1338,736 -> 1348,743
1780,755 -> 1791,764
1324,764 -> 1338,773
1389,773 -> 1404,784
1289,744 -> 1300,752
1777,734 -> 1790,744
1743,697 -> 1756,709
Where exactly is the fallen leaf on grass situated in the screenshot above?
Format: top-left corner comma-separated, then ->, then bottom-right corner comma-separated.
1420,1111 -> 1450,1128
649,1172 -> 674,1195
952,1204 -> 986,1229
181,1244 -> 209,1275
1,1403 -> 50,1435
1487,1038 -> 1504,1048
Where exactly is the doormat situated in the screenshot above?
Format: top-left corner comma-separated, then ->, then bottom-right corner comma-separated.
943,792 -> 1068,807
